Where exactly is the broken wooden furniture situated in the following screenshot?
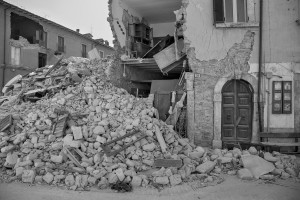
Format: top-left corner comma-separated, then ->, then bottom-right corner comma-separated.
258,132 -> 300,154
129,23 -> 152,58
0,115 -> 13,132
63,146 -> 86,169
154,159 -> 182,168
153,39 -> 186,74
52,114 -> 68,137
101,129 -> 146,157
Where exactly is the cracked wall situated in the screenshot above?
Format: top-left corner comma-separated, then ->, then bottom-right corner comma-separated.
188,30 -> 257,146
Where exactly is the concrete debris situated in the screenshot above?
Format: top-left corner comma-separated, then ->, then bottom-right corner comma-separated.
22,170 -> 36,183
241,155 -> 275,179
237,168 -> 253,180
0,56 -> 299,192
196,161 -> 217,174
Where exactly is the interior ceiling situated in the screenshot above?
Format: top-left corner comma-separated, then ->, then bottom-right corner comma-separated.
122,0 -> 182,23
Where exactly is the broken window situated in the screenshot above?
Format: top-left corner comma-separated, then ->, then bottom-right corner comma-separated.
36,30 -> 47,48
213,0 -> 248,23
57,36 -> 65,52
10,46 -> 21,66
81,44 -> 87,58
272,81 -> 292,114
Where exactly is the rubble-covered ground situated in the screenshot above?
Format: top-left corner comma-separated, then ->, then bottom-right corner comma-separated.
0,57 -> 299,193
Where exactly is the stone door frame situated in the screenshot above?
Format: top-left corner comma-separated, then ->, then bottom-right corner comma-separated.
212,72 -> 260,148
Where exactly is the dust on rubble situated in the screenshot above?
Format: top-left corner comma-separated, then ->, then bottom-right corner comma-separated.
0,57 -> 299,193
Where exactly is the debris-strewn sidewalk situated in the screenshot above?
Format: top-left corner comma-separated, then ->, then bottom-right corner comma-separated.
0,57 -> 299,192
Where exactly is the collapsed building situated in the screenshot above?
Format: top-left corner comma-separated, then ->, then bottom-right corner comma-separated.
107,0 -> 300,150
0,0 -> 299,192
0,57 -> 299,190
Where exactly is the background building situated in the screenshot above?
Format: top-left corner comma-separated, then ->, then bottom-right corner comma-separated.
0,0 -> 115,91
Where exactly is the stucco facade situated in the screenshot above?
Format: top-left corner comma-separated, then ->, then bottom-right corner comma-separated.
109,0 -> 300,148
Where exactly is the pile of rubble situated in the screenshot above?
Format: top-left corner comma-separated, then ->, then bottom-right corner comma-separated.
0,57 -> 299,191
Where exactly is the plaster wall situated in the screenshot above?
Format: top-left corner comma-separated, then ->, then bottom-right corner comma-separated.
150,22 -> 176,37
184,0 -> 300,63
250,63 -> 295,131
184,0 -> 260,61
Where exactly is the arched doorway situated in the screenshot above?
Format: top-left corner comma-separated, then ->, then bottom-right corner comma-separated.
221,79 -> 253,145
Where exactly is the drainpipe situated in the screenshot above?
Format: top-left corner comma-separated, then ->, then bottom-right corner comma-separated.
257,0 -> 263,132
1,7 -> 8,94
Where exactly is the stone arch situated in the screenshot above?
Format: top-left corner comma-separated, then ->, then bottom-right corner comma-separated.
212,72 -> 260,148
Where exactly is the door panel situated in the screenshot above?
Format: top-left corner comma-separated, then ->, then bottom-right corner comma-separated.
221,80 -> 253,143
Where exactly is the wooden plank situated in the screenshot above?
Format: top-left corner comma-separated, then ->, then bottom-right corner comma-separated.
154,159 -> 182,168
0,115 -> 12,132
259,133 -> 300,138
260,142 -> 300,147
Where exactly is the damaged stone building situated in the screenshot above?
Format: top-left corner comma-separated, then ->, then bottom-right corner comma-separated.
0,0 -> 115,92
108,0 -> 300,149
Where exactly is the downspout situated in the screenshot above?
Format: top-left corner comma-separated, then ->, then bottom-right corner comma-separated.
257,0 -> 263,132
1,7 -> 8,94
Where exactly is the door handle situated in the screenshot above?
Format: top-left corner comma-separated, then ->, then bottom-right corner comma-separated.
235,116 -> 242,127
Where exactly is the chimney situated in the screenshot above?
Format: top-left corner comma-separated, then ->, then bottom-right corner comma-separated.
76,29 -> 80,33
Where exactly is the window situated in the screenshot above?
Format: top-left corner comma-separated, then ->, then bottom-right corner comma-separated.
99,50 -> 104,58
36,30 -> 47,48
57,36 -> 65,52
213,0 -> 248,24
11,46 -> 20,66
82,44 -> 87,58
272,81 -> 292,114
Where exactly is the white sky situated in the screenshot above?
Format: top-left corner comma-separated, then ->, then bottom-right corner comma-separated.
5,0 -> 114,45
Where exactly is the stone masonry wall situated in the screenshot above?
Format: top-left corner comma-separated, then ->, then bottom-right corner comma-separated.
186,31 -> 256,146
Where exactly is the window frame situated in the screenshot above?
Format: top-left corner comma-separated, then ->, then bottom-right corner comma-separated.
57,36 -> 65,52
82,44 -> 87,58
99,50 -> 104,58
272,81 -> 292,114
213,0 -> 259,27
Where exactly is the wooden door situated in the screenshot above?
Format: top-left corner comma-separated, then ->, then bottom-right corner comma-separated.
221,80 -> 253,143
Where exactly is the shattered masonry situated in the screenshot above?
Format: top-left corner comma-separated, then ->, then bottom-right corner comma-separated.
0,57 -> 299,191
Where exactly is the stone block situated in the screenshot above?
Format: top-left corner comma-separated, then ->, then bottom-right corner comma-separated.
248,146 -> 257,155
65,175 -> 75,186
218,157 -> 233,164
43,172 -> 54,184
131,176 -> 142,187
169,174 -> 182,186
241,155 -> 275,179
196,161 -> 217,174
4,152 -> 18,168
155,176 -> 169,185
264,152 -> 279,163
237,168 -> 253,180
115,168 -> 125,181
22,170 -> 36,183
71,126 -> 83,140
142,143 -> 156,151
15,167 -> 24,177
50,155 -> 63,163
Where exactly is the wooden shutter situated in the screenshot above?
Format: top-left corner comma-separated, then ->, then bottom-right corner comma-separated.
213,0 -> 225,24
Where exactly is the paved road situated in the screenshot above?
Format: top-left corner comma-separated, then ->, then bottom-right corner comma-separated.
0,176 -> 300,200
